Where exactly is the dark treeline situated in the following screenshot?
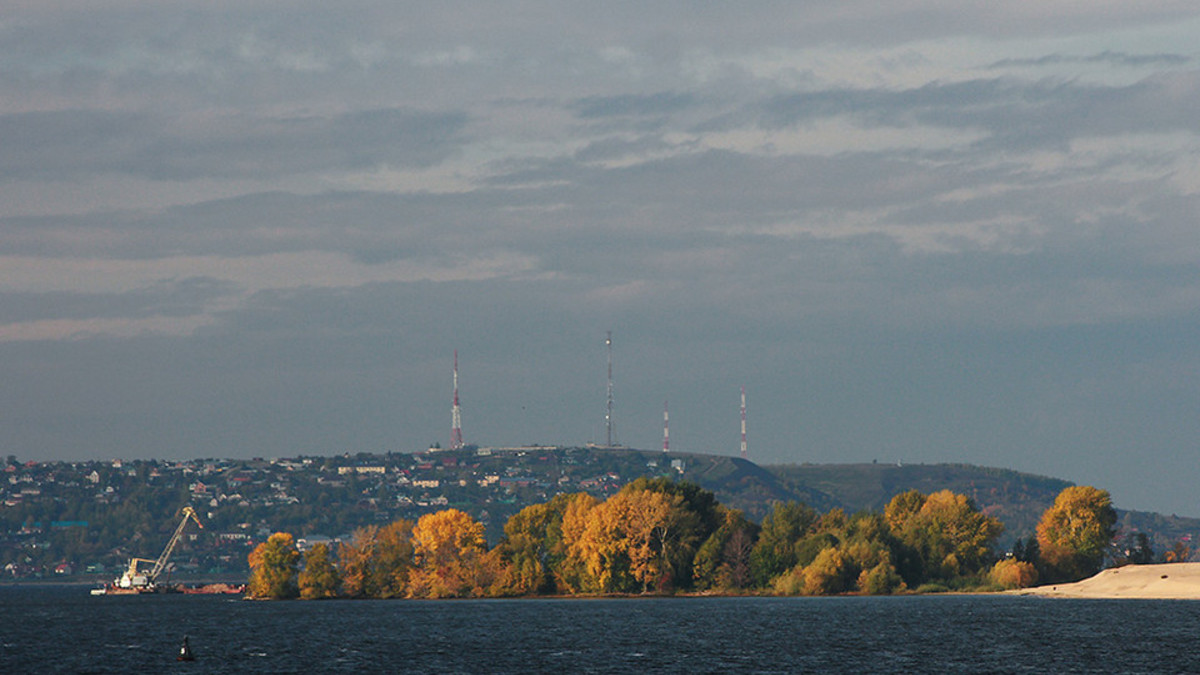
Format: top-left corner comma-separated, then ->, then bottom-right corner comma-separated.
248,478 -> 1118,599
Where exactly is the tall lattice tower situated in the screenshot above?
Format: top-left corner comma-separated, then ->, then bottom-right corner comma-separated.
450,350 -> 464,450
740,386 -> 747,459
662,400 -> 670,453
605,331 -> 615,447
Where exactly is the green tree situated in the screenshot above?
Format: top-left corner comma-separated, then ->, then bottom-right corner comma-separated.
694,508 -> 759,591
494,493 -> 591,596
298,543 -> 341,599
247,532 -> 300,599
1035,486 -> 1117,583
494,501 -> 558,595
1129,533 -> 1155,565
749,501 -> 819,587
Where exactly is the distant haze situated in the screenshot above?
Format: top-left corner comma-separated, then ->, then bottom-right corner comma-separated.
1,2 -> 1199,517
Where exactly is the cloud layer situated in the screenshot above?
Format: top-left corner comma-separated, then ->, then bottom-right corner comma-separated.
2,2 -> 1199,516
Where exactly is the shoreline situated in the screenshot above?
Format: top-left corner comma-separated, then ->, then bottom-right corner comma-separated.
15,564 -> 1200,600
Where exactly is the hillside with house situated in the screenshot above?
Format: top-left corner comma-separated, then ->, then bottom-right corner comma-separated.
2,448 -> 1195,581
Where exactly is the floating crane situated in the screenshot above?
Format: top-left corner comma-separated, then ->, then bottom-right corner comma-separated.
113,506 -> 203,592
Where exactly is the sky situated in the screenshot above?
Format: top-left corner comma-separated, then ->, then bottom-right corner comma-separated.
2,2 -> 1199,516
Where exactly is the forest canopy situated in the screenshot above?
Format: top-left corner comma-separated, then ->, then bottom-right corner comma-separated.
248,481 -> 1117,599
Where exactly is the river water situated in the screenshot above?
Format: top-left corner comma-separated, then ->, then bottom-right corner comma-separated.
3,585 -> 1198,673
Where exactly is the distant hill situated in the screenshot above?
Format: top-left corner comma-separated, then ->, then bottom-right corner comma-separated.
669,453 -> 1070,544
664,451 -> 1198,551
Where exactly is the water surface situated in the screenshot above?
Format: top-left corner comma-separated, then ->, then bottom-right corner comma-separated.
2,586 -> 1197,673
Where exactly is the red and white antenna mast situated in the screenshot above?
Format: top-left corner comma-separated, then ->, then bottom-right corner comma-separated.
663,400 -> 670,453
740,386 -> 747,459
605,331 -> 615,447
450,350 -> 464,450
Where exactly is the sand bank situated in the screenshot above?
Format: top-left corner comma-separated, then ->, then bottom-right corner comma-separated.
1014,562 -> 1200,599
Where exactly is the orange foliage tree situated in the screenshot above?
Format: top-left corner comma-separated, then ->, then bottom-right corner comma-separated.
409,509 -> 490,598
564,487 -> 701,593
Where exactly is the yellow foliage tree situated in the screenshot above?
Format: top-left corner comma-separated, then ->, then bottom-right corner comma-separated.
409,509 -> 490,598
887,489 -> 1003,581
1036,486 -> 1117,583
247,532 -> 300,599
373,519 -> 416,599
568,491 -> 632,592
556,493 -> 601,593
623,489 -> 698,592
802,546 -> 853,595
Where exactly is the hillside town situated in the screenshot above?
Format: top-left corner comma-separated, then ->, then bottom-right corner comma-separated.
6,447 -> 1198,584
1,446 -> 690,581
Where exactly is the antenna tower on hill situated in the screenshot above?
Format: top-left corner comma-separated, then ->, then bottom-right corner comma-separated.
740,386 -> 747,459
605,331 -> 616,447
663,401 -> 670,453
450,350 -> 464,450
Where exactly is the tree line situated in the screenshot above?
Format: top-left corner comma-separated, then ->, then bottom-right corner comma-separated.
247,478 -> 1119,599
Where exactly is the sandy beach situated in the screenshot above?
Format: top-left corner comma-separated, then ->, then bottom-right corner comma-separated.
1014,562 -> 1200,599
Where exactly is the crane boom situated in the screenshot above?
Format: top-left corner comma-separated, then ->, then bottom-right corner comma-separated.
148,506 -> 203,583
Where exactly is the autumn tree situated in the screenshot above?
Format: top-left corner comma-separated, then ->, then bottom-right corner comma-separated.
619,478 -> 721,588
247,532 -> 300,599
1035,486 -> 1117,583
558,492 -> 601,593
409,509 -> 490,598
298,542 -> 341,599
566,491 -> 638,593
887,489 -> 1003,584
622,489 -> 701,592
338,525 -> 380,598
563,485 -> 706,594
1166,540 -> 1191,563
373,519 -> 416,598
988,558 -> 1038,589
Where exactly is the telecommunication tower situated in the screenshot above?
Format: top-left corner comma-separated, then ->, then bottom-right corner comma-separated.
663,401 -> 670,453
605,331 -> 615,447
450,350 -> 464,450
740,386 -> 747,459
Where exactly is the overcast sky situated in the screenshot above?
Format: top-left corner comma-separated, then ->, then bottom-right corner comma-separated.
3,2 -> 1199,516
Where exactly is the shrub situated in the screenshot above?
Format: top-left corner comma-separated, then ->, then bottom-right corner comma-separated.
988,558 -> 1038,589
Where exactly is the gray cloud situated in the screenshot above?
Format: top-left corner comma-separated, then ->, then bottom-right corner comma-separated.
986,51 -> 1192,70
0,107 -> 467,182
0,277 -> 237,323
